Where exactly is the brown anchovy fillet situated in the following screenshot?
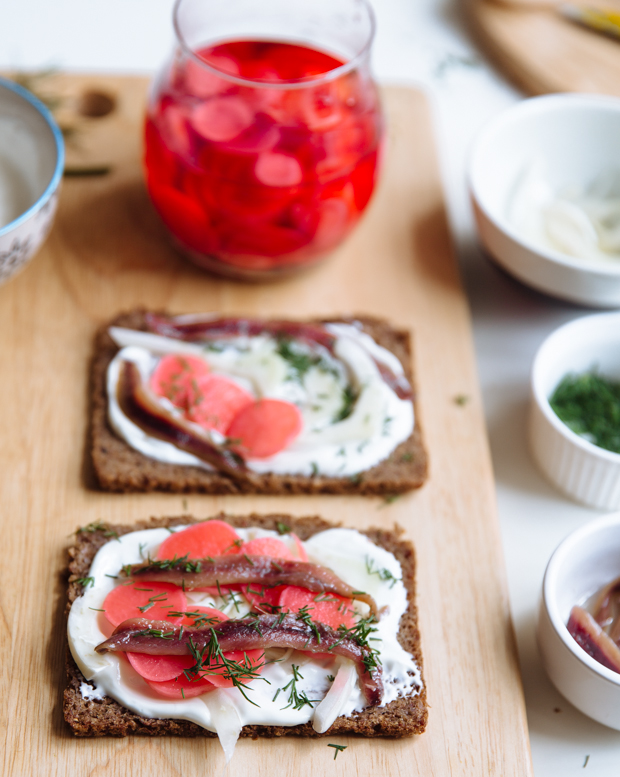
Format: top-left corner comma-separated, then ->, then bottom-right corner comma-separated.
145,313 -> 337,351
145,313 -> 413,401
567,605 -> 620,674
95,613 -> 383,705
116,360 -> 251,483
125,554 -> 378,615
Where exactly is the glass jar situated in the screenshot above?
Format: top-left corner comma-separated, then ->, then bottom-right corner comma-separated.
144,0 -> 384,280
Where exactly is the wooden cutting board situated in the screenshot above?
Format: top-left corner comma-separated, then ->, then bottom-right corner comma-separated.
0,75 -> 533,777
466,0 -> 620,97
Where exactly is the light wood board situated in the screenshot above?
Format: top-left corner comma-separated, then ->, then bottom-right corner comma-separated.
466,0 -> 620,97
0,75 -> 533,777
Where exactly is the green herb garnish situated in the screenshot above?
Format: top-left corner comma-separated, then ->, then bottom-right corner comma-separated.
328,744 -> 347,760
78,521 -> 120,540
276,522 -> 291,535
76,576 -> 95,588
365,556 -> 401,588
276,338 -> 321,379
550,371 -> 620,454
334,385 -> 356,423
281,664 -> 320,710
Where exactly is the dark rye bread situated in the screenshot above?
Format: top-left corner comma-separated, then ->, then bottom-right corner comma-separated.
90,310 -> 428,494
64,513 -> 427,739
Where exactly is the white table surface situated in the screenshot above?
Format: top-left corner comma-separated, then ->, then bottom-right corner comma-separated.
2,1 -> 618,773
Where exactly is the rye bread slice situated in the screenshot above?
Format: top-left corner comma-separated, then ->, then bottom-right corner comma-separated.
89,310 -> 428,494
64,513 -> 427,738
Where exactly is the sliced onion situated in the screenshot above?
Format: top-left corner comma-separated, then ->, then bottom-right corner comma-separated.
312,659 -> 357,733
200,688 -> 242,764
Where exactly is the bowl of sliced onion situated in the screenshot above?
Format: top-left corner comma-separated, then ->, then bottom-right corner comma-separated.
538,512 -> 620,729
469,93 -> 620,307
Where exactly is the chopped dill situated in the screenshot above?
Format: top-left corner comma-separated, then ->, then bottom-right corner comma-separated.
333,384 -> 356,423
78,521 -> 120,540
76,576 -> 94,588
276,522 -> 291,535
365,556 -> 401,588
281,664 -> 320,710
550,371 -> 620,453
276,338 -> 322,379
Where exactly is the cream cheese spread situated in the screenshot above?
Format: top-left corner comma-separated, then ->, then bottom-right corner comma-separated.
67,525 -> 422,762
106,322 -> 414,477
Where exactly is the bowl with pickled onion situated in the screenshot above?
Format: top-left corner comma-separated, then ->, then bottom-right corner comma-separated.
538,512 -> 620,729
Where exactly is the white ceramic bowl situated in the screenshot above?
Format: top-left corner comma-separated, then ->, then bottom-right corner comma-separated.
0,77 -> 64,285
529,311 -> 620,510
538,512 -> 620,729
469,94 -> 620,308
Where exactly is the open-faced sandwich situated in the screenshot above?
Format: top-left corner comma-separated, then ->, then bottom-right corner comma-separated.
64,514 -> 427,760
90,310 -> 428,494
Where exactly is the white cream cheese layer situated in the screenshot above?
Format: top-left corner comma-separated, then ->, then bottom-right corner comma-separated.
106,322 -> 414,477
67,525 -> 422,756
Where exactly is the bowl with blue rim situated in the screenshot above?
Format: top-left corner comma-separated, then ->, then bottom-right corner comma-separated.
0,76 -> 64,285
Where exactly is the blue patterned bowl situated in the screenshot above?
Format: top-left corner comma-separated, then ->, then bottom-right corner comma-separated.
0,77 -> 64,285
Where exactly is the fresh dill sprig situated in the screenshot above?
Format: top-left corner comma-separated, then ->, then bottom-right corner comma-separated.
276,522 -> 291,535
134,628 -> 176,639
281,664 -> 320,710
328,744 -> 347,760
365,556 -> 401,588
333,384 -> 356,423
276,338 -> 322,379
76,576 -> 94,588
137,592 -> 169,613
78,521 -> 120,540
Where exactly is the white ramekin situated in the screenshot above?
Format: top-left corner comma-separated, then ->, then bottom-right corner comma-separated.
529,311 -> 620,510
537,512 -> 620,729
469,94 -> 620,308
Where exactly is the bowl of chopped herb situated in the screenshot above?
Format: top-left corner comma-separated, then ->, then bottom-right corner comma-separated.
529,311 -> 620,509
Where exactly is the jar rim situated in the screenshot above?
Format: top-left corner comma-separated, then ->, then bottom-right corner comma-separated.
172,0 -> 376,90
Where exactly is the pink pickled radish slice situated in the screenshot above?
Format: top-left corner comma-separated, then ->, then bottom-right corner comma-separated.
226,399 -> 303,458
103,582 -> 186,628
255,153 -> 302,187
241,537 -> 295,559
186,374 -> 254,433
127,652 -> 195,682
191,96 -> 254,142
146,672 -> 216,699
148,182 -> 212,253
150,354 -> 210,409
278,585 -> 356,630
157,520 -> 242,560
